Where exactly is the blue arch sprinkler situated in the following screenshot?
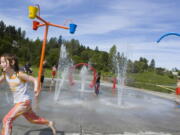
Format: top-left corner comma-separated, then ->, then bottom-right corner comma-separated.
157,32 -> 180,43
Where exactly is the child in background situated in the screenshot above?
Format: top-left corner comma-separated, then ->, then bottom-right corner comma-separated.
175,77 -> 180,104
40,60 -> 47,89
94,72 -> 101,96
51,65 -> 57,81
50,65 -> 57,91
0,53 -> 56,135
24,62 -> 33,75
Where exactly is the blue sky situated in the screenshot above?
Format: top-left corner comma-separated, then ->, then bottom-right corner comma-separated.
0,0 -> 180,70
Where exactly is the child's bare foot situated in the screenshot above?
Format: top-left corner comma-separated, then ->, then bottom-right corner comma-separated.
48,121 -> 56,135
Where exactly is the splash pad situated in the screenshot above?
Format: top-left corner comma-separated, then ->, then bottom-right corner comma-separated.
0,80 -> 179,135
0,45 -> 178,135
11,45 -> 178,135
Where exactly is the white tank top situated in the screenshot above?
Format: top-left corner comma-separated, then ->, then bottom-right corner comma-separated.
4,72 -> 31,104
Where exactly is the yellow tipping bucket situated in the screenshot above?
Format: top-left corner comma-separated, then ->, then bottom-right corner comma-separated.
28,6 -> 38,19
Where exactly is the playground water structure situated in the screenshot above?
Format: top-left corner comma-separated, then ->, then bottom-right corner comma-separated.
115,53 -> 128,106
28,5 -> 77,95
156,32 -> 180,43
54,44 -> 73,101
80,66 -> 88,92
53,44 -> 130,108
54,45 -> 95,105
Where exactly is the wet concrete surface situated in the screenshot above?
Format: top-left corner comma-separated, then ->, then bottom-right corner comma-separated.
0,81 -> 180,135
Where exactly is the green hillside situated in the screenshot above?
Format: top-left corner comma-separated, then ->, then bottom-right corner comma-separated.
128,72 -> 176,93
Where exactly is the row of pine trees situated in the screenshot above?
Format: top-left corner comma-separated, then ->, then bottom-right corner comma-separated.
0,20 -> 178,77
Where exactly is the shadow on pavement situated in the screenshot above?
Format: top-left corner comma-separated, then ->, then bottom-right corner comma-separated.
24,128 -> 64,135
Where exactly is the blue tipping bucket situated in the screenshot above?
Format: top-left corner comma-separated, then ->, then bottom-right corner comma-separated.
69,23 -> 77,34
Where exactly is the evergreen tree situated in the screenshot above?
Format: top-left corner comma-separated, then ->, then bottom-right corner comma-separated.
139,57 -> 148,71
95,46 -> 99,51
109,45 -> 117,72
149,59 -> 155,70
0,21 -> 6,38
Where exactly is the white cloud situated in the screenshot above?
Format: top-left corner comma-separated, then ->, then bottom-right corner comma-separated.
76,15 -> 135,35
106,0 -> 177,32
74,0 -> 176,36
127,41 -> 180,69
30,0 -> 83,10
0,13 -> 29,30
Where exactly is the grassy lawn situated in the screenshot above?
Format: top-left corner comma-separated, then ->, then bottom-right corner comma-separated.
127,72 -> 176,93
31,66 -> 52,78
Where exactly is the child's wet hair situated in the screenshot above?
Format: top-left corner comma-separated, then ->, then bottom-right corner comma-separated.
0,53 -> 19,72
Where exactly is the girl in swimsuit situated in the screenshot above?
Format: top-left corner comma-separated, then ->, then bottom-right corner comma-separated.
0,53 -> 56,135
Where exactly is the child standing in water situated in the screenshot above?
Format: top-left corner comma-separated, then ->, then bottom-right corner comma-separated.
94,72 -> 101,96
50,65 -> 57,91
51,65 -> 57,81
175,77 -> 180,104
0,54 -> 56,135
40,60 -> 46,89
